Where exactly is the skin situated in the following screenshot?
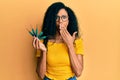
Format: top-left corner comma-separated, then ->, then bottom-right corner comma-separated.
33,8 -> 83,79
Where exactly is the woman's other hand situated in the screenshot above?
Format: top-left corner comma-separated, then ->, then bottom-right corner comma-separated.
59,23 -> 77,46
33,36 -> 47,52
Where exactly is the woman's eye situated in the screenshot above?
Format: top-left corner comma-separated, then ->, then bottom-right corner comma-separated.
62,16 -> 67,19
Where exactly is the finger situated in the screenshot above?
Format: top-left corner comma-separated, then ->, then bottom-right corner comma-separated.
59,24 -> 63,30
60,30 -> 66,41
60,29 -> 68,40
38,39 -> 43,49
60,23 -> 67,28
64,23 -> 67,29
72,31 -> 77,39
59,24 -> 70,38
62,27 -> 71,37
59,24 -> 69,35
36,38 -> 39,49
59,23 -> 66,30
60,28 -> 64,36
64,28 -> 69,35
33,37 -> 37,48
38,40 -> 40,49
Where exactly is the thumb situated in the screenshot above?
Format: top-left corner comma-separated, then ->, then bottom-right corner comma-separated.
72,31 -> 77,39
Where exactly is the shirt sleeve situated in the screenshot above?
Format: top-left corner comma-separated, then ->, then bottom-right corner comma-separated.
74,38 -> 84,55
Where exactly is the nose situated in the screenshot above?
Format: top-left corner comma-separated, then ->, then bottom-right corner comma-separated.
58,17 -> 63,23
60,18 -> 63,22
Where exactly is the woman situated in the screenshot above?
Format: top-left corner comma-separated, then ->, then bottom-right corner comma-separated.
33,2 -> 84,80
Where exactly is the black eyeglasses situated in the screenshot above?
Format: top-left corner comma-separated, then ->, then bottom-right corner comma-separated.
56,15 -> 68,22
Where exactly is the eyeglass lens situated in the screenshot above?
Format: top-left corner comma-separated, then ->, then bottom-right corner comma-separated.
56,15 -> 68,21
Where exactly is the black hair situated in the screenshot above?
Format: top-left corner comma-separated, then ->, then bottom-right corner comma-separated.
41,2 -> 79,46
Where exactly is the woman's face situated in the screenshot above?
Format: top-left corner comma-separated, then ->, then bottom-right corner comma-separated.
56,8 -> 69,31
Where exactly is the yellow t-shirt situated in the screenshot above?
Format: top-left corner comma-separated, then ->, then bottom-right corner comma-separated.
36,38 -> 84,80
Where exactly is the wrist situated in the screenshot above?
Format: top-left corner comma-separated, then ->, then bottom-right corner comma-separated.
67,43 -> 74,48
42,51 -> 47,54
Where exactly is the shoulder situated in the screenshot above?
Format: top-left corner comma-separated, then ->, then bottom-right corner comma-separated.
74,37 -> 84,55
74,37 -> 83,44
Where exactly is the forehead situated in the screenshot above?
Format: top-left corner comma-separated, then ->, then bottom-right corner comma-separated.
57,8 -> 68,16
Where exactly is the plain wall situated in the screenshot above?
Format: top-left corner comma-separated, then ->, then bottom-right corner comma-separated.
0,0 -> 120,80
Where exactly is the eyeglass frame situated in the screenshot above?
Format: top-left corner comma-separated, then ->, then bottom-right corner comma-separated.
56,15 -> 69,22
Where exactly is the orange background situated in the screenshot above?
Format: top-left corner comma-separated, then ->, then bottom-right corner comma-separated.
0,0 -> 120,80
